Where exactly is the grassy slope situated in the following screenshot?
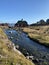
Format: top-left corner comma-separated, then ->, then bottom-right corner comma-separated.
0,28 -> 34,65
23,26 -> 49,47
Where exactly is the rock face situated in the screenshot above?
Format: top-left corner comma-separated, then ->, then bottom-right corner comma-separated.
15,19 -> 28,27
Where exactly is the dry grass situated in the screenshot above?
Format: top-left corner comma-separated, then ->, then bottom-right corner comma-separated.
0,28 -> 34,65
22,26 -> 49,47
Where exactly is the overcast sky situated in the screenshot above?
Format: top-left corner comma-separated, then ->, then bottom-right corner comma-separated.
0,0 -> 49,24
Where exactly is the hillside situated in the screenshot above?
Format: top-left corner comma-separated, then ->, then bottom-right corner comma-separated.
0,28 -> 34,65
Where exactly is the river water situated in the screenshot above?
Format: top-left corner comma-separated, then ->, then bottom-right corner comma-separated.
5,29 -> 49,65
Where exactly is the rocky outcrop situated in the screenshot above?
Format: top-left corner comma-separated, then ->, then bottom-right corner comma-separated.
15,19 -> 28,27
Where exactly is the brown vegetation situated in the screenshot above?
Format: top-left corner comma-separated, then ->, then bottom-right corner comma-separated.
22,26 -> 49,47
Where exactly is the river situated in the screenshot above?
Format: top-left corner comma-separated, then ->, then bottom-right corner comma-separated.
5,29 -> 49,65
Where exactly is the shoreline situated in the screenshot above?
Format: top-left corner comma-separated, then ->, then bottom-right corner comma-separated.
23,31 -> 49,48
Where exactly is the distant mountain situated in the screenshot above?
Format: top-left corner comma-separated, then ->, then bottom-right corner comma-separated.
30,19 -> 49,26
8,23 -> 15,27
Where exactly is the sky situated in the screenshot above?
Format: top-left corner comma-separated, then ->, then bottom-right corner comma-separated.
0,0 -> 49,24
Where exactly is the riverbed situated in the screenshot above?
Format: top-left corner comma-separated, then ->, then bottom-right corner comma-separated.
5,29 -> 49,65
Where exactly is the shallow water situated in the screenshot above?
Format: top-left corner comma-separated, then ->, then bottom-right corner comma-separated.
5,29 -> 49,64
